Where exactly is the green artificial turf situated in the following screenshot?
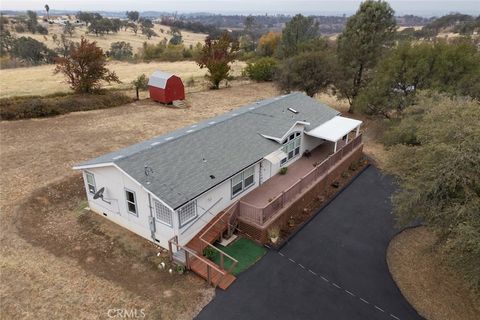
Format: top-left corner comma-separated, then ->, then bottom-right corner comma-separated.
211,238 -> 267,275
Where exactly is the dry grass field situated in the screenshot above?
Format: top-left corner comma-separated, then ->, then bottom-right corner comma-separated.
387,227 -> 480,320
0,82 -> 280,319
12,22 -> 207,52
0,60 -> 247,98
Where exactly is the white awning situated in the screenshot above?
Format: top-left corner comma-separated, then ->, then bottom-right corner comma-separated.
264,149 -> 287,164
305,116 -> 362,142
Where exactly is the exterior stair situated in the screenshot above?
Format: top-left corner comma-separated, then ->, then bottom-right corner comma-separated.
182,210 -> 236,290
186,213 -> 228,254
189,256 -> 236,290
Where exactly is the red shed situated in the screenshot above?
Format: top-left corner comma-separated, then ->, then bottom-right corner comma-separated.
148,71 -> 185,103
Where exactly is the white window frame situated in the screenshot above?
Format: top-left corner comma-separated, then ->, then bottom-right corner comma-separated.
85,171 -> 96,194
243,166 -> 255,189
281,131 -> 302,165
231,165 -> 255,198
177,200 -> 197,227
231,172 -> 243,198
153,199 -> 173,227
125,189 -> 138,216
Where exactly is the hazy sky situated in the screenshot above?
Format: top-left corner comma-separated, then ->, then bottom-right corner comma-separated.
1,1 -> 479,16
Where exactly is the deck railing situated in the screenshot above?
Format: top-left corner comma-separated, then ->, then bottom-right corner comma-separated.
168,235 -> 227,287
198,205 -> 239,275
239,134 -> 363,226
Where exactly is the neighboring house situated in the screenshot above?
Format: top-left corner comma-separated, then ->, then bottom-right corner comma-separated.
148,71 -> 185,104
73,93 -> 363,287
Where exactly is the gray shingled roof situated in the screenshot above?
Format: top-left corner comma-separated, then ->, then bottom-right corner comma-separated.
75,92 -> 339,209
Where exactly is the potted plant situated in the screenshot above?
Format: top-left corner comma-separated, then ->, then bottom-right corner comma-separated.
288,216 -> 295,227
176,265 -> 186,274
203,246 -> 217,260
279,167 -> 288,175
268,226 -> 280,244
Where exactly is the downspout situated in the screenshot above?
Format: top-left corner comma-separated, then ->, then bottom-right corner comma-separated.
147,194 -> 156,241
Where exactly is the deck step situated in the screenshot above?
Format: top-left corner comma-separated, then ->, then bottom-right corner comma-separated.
190,257 -> 236,290
172,249 -> 186,264
184,211 -> 235,289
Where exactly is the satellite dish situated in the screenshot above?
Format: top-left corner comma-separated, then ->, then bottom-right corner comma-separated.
93,187 -> 111,204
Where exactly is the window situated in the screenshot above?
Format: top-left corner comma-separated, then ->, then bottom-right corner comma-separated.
231,172 -> 243,197
86,172 -> 96,194
231,165 -> 255,198
178,201 -> 197,227
154,200 -> 173,226
125,189 -> 137,216
281,132 -> 302,165
244,166 -> 254,189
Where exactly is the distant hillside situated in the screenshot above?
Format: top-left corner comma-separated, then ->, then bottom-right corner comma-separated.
423,13 -> 480,35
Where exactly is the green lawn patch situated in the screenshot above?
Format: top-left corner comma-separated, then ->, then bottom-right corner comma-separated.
211,238 -> 267,275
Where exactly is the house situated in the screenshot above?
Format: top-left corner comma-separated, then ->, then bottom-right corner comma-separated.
148,71 -> 185,104
73,92 -> 363,288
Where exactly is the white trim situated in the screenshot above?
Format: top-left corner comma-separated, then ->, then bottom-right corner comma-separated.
259,121 -> 310,143
85,171 -> 96,194
259,134 -> 282,143
177,200 -> 197,228
125,188 -> 138,216
73,162 -> 115,170
278,121 -> 309,142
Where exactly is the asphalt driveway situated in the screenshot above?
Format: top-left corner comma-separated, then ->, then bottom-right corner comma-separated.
196,166 -> 421,320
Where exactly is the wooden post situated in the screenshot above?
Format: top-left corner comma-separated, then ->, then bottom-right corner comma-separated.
356,126 -> 360,137
207,265 -> 211,285
220,253 -> 224,269
168,240 -> 173,261
345,132 -> 349,144
185,251 -> 190,269
334,141 -> 337,153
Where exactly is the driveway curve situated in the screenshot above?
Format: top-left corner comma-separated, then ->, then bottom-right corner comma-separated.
197,166 -> 422,320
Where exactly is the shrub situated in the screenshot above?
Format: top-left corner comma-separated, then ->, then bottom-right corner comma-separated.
14,24 -> 26,33
36,25 -> 48,35
108,41 -> 133,60
268,226 -> 280,240
203,246 -> 217,260
175,265 -> 186,274
0,91 -> 133,120
279,167 -> 288,175
11,36 -> 56,65
244,57 -> 278,82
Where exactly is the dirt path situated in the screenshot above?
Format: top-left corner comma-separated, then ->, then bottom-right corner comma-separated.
0,82 -> 279,319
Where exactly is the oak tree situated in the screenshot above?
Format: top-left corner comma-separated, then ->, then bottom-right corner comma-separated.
195,32 -> 239,89
54,37 -> 120,93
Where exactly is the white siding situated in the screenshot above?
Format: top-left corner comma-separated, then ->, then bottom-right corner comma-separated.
259,159 -> 272,184
177,162 -> 261,246
82,166 -> 175,249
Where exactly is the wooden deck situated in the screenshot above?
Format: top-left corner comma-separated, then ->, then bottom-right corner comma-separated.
242,143 -> 333,207
185,211 -> 237,290
190,257 -> 236,290
186,211 -> 228,254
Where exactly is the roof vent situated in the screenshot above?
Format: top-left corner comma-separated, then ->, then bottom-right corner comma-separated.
288,107 -> 299,114
209,175 -> 216,179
